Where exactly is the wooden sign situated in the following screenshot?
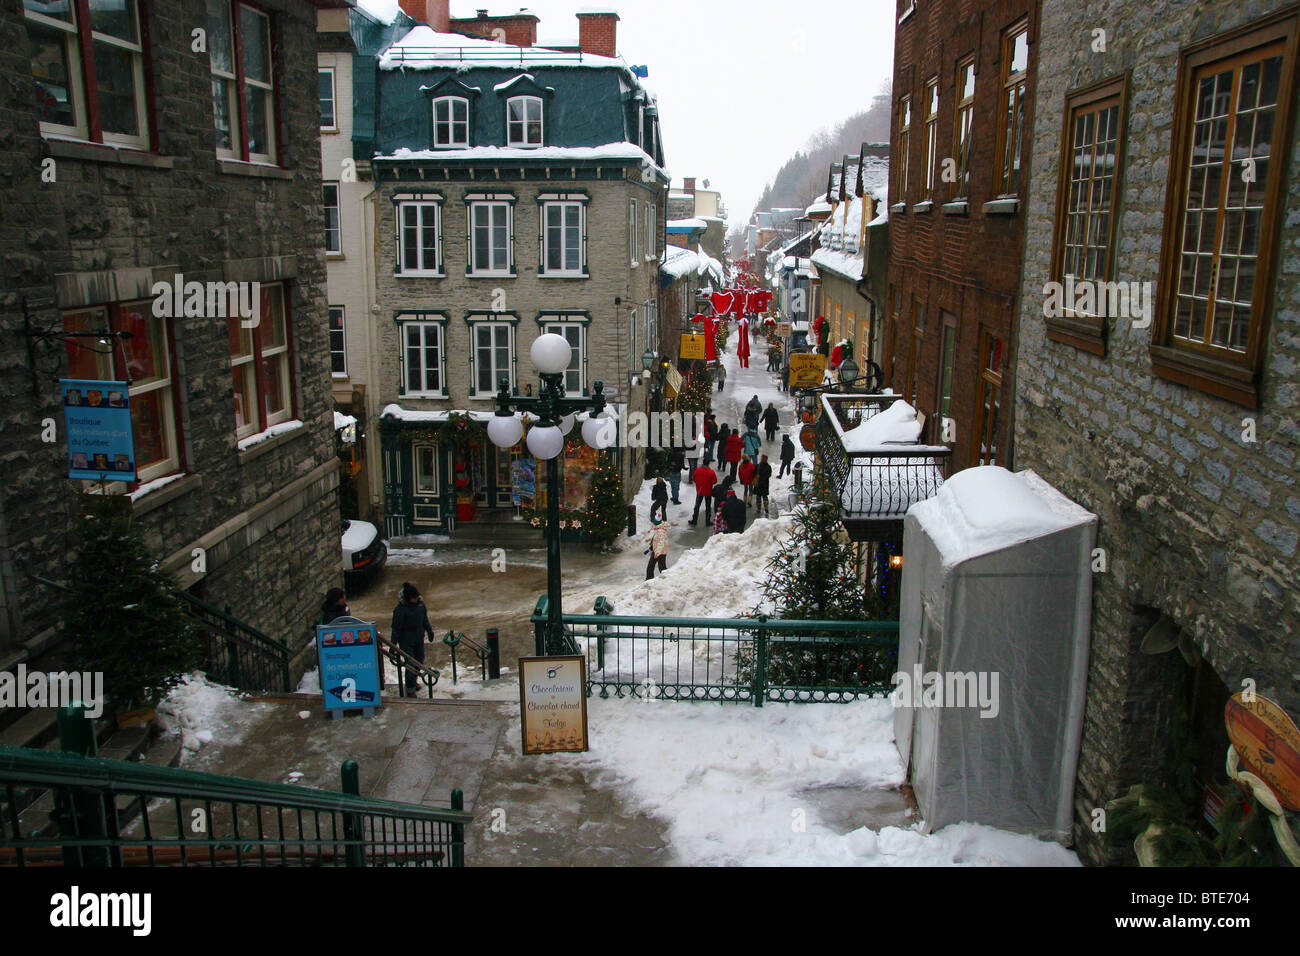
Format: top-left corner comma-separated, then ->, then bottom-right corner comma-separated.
665,366 -> 683,397
776,322 -> 793,338
788,352 -> 827,388
1225,692 -> 1300,810
519,656 -> 589,755
680,333 -> 707,361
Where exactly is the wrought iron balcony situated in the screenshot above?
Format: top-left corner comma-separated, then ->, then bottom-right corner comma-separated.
813,393 -> 950,541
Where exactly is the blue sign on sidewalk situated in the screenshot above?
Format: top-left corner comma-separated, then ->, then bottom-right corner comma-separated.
61,379 -> 135,481
316,617 -> 382,718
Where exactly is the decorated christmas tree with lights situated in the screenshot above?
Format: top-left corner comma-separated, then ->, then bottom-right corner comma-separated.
582,449 -> 626,546
676,366 -> 713,414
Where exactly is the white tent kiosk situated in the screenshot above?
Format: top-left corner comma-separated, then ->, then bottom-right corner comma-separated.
894,466 -> 1096,844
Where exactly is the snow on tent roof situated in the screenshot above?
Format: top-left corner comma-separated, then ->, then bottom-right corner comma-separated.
379,25 -> 625,69
841,399 -> 921,451
911,466 -> 1095,567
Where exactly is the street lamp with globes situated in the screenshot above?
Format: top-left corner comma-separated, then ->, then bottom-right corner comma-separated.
488,333 -> 613,654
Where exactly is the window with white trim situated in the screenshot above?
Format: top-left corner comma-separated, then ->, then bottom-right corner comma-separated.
329,306 -> 346,376
207,0 -> 277,163
628,199 -> 638,266
471,321 -> 514,395
25,0 -> 149,149
400,317 -> 446,397
644,202 -> 657,260
324,183 -> 341,254
396,201 -> 442,275
542,321 -> 584,394
469,201 -> 512,275
542,201 -> 584,275
319,67 -> 336,130
433,96 -> 469,147
506,95 -> 542,146
227,283 -> 293,438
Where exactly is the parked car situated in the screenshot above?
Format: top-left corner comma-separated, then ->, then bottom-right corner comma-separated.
341,519 -> 386,592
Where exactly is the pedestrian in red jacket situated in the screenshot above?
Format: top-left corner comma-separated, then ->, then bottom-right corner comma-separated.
738,456 -> 757,505
689,464 -> 717,526
724,432 -> 743,481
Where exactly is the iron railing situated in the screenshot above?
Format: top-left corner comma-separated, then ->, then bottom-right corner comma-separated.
0,740 -> 469,868
378,635 -> 441,699
532,598 -> 899,706
382,46 -> 605,67
815,393 -> 950,533
178,591 -> 291,694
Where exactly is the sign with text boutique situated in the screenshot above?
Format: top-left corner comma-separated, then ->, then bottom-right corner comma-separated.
519,656 -> 588,755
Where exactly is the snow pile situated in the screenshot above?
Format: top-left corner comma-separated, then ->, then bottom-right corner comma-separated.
379,25 -> 625,69
841,400 -> 921,451
237,419 -> 304,451
156,674 -> 272,762
562,698 -> 1077,866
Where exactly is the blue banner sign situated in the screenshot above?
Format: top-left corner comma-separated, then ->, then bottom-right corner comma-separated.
317,617 -> 382,717
61,379 -> 135,481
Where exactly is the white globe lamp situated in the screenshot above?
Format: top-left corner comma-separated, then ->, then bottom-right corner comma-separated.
559,412 -> 575,435
487,413 -> 522,449
526,424 -> 565,460
531,333 -> 572,376
582,413 -> 617,450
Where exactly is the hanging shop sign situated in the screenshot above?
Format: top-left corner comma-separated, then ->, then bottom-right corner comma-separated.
680,333 -> 707,361
1225,692 -> 1300,810
519,655 -> 588,754
317,617 -> 381,718
787,353 -> 827,388
665,366 -> 684,397
776,322 -> 793,338
61,379 -> 135,481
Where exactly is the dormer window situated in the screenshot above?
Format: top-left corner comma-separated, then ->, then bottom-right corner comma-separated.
433,96 -> 469,147
507,96 -> 543,147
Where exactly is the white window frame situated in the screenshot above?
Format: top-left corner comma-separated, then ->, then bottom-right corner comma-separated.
323,182 -> 341,255
468,200 -> 514,276
26,0 -> 149,149
506,95 -> 543,147
644,201 -> 657,261
542,320 -> 585,394
329,306 -> 347,377
399,316 -> 447,398
469,319 -> 515,396
319,67 -> 336,131
207,1 -> 277,163
628,199 -> 638,267
541,200 -> 586,276
396,200 -> 443,276
433,95 -> 469,148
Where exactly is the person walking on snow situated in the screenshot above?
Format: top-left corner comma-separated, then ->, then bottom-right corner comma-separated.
716,422 -> 730,459
743,395 -> 762,431
715,361 -> 727,392
761,403 -> 780,442
743,426 -> 761,461
779,434 -> 796,478
702,413 -> 718,465
721,489 -> 747,534
712,476 -> 734,533
391,583 -> 435,696
667,446 -> 685,503
739,455 -> 757,505
724,430 -> 744,481
644,516 -> 669,579
689,460 -> 717,526
650,476 -> 668,522
754,454 -> 773,516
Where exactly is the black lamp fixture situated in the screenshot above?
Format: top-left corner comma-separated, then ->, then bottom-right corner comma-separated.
640,348 -> 655,373
837,358 -> 859,386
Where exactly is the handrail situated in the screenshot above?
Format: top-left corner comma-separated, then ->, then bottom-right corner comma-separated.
178,590 -> 290,693
376,634 -> 441,698
533,606 -> 899,633
178,591 -> 286,653
0,744 -> 469,823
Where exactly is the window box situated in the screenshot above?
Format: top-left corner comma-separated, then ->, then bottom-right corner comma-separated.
982,198 -> 1019,215
941,201 -> 969,216
912,200 -> 934,214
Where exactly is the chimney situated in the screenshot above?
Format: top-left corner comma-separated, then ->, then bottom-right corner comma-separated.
402,0 -> 450,32
576,9 -> 619,59
684,177 -> 697,195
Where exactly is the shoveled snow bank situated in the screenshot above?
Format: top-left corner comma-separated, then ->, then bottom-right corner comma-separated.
156,674 -> 272,763
559,697 -> 1078,866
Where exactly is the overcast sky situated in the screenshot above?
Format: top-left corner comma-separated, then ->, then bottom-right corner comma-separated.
358,0 -> 896,229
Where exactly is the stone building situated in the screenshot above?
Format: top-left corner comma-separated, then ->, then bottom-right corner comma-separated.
357,5 -> 668,538
1014,0 -> 1300,862
884,0 -> 1040,462
1,0 -> 346,678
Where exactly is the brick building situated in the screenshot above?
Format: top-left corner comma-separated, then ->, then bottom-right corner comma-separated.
1014,0 -> 1300,862
1,0 -> 345,679
884,0 -> 1040,467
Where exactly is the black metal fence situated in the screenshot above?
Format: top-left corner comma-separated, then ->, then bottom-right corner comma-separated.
178,592 -> 291,694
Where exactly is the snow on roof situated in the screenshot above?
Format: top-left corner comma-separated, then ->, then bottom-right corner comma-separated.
576,5 -> 621,14
379,25 -> 625,70
334,411 -> 358,430
667,217 -> 707,230
356,0 -> 401,25
374,143 -> 665,177
538,36 -> 580,48
841,401 -> 921,452
493,73 -> 551,93
860,155 -> 889,204
911,467 -> 1096,567
811,247 -> 863,280
805,199 -> 832,216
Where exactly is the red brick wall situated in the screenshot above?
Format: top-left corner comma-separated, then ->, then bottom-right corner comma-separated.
884,0 -> 1041,472
576,13 -> 618,58
450,15 -> 539,47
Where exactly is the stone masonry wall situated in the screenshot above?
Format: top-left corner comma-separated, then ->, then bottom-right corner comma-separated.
1015,0 -> 1300,862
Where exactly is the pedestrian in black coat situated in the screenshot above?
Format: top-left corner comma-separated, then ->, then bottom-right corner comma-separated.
778,435 -> 796,478
319,587 -> 349,626
761,404 -> 780,442
754,455 -> 773,516
743,396 -> 762,430
650,477 -> 669,522
721,490 -> 747,534
391,583 -> 434,695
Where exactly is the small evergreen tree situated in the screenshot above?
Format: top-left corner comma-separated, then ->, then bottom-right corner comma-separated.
582,449 -> 627,546
64,495 -> 202,711
676,366 -> 713,414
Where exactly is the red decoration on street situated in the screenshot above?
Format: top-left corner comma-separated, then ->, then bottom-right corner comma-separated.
830,343 -> 843,368
736,317 -> 750,367
705,314 -> 718,361
710,292 -> 733,316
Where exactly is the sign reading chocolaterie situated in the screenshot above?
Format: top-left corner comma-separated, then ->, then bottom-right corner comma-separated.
519,655 -> 588,755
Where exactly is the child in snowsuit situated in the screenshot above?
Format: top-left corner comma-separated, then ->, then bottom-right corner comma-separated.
644,516 -> 669,579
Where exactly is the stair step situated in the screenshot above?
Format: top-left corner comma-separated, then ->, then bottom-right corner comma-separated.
0,709 -> 58,750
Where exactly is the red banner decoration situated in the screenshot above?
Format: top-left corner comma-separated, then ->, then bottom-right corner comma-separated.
736,317 -> 750,367
705,314 -> 718,361
710,292 -> 733,316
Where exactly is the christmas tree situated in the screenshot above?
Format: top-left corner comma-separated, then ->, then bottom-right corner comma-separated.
64,495 -> 202,711
676,366 -> 713,415
582,449 -> 627,546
